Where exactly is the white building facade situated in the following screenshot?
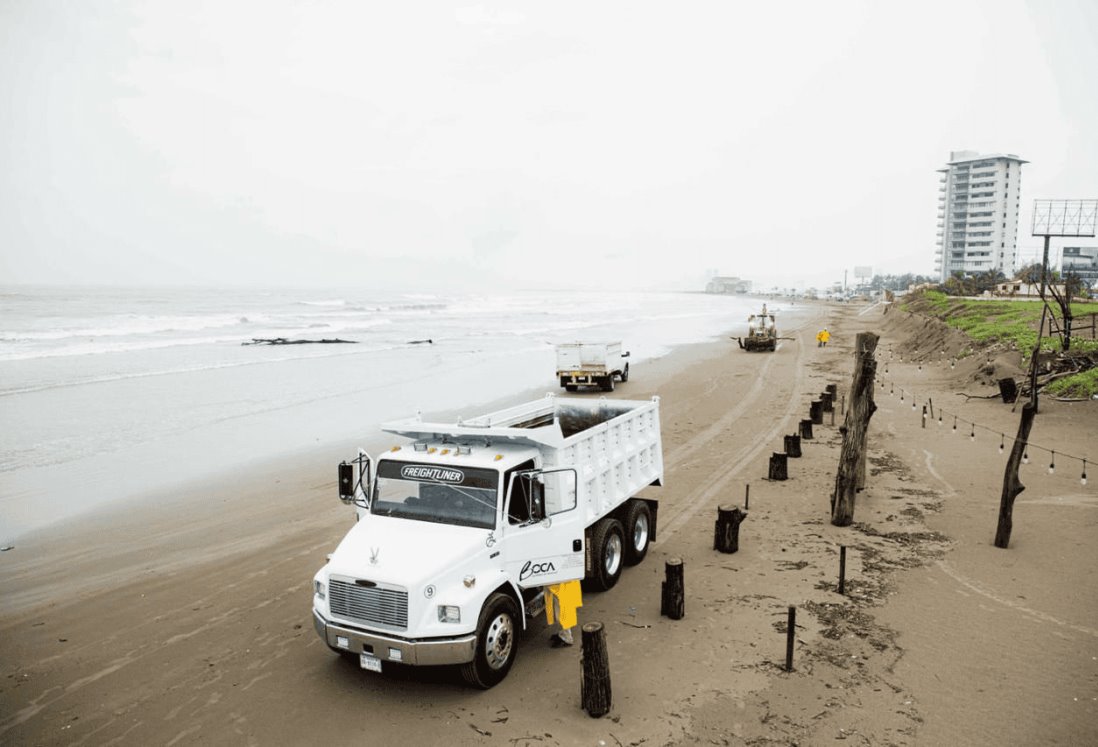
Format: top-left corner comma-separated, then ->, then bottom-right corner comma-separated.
935,150 -> 1026,282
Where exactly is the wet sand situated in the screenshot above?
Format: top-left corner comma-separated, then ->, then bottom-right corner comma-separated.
1,301 -> 1095,745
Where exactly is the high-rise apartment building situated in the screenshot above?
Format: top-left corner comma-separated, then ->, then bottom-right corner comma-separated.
935,150 -> 1027,282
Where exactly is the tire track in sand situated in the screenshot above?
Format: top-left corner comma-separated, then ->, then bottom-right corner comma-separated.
658,316 -> 815,541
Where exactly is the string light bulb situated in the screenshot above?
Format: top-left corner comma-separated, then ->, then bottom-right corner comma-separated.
1049,451 -> 1055,475
1083,460 -> 1088,486
911,399 -> 917,411
1023,449 -> 1029,465
999,435 -> 1004,454
952,416 -> 957,434
937,412 -> 942,427
970,424 -> 976,442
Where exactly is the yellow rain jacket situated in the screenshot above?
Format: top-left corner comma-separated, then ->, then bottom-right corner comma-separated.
817,329 -> 830,344
545,580 -> 583,629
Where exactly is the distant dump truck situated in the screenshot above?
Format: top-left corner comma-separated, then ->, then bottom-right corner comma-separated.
555,342 -> 630,392
312,395 -> 663,688
736,305 -> 778,352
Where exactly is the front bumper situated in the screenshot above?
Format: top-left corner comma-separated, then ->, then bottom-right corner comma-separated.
313,610 -> 477,666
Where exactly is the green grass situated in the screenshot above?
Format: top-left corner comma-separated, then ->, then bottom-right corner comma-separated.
1045,368 -> 1098,399
908,290 -> 1097,358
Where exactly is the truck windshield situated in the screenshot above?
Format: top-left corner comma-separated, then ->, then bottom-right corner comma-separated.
372,461 -> 498,529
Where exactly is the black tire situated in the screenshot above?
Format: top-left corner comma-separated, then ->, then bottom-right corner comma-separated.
623,500 -> 651,566
587,519 -> 625,591
460,592 -> 519,689
601,376 -> 615,392
620,363 -> 630,382
565,384 -> 578,392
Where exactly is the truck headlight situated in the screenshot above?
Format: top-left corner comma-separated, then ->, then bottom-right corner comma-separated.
437,605 -> 461,623
315,580 -> 326,600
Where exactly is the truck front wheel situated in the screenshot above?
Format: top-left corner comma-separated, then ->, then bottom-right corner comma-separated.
588,519 -> 624,591
461,592 -> 519,689
623,500 -> 651,565
620,363 -> 629,382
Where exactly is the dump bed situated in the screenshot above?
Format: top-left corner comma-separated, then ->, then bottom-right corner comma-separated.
555,342 -> 622,371
383,396 -> 663,524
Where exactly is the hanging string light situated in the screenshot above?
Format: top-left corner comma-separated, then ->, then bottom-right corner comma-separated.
1049,451 -> 1056,475
937,412 -> 943,427
911,398 -> 917,411
999,434 -> 1005,454
1083,460 -> 1088,487
970,423 -> 976,442
1023,448 -> 1029,465
952,415 -> 957,434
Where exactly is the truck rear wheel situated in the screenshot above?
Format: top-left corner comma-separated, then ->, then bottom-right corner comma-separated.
623,500 -> 651,565
461,592 -> 519,689
601,376 -> 615,392
588,519 -> 624,591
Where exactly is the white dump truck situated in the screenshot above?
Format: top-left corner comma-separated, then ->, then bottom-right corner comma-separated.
556,342 -> 631,392
312,395 -> 663,688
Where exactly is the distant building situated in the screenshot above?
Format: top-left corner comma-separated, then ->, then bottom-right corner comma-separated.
705,276 -> 751,294
1062,246 -> 1098,286
935,151 -> 1027,282
993,281 -> 1066,298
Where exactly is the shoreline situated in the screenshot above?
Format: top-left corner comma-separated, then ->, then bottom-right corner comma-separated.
2,301 -> 1095,745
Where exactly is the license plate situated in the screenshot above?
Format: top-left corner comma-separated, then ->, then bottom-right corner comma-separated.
360,653 -> 382,673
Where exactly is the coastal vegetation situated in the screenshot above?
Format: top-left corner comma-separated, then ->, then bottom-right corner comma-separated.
904,289 -> 1098,397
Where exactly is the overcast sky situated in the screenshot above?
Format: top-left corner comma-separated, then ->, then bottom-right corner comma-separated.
2,0 -> 1096,291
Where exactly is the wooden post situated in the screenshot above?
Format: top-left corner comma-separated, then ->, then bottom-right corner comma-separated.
826,383 -> 838,398
580,622 -> 612,718
998,377 -> 1018,404
799,419 -> 814,440
840,393 -> 845,415
921,404 -> 927,428
784,434 -> 802,458
820,391 -> 834,412
768,452 -> 788,481
831,332 -> 879,526
838,545 -> 847,594
713,505 -> 748,553
995,402 -> 1037,548
785,606 -> 796,672
660,558 -> 685,619
744,483 -> 750,510
809,400 -> 824,425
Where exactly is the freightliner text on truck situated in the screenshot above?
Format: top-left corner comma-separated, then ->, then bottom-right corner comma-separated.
312,394 -> 664,688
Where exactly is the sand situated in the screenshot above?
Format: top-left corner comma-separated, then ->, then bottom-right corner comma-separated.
1,301 -> 1096,746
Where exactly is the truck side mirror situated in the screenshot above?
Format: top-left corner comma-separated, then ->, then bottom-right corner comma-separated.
622,351 -> 631,358
338,462 -> 354,503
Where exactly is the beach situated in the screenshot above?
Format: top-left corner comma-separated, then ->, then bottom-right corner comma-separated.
1,299 -> 1096,745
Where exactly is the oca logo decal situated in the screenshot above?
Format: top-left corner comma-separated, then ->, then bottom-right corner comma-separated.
519,560 -> 557,582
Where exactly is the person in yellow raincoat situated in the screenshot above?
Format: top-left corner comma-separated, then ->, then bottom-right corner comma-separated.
816,328 -> 830,347
546,579 -> 582,647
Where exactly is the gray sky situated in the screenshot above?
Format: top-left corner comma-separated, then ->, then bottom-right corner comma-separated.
2,0 -> 1096,291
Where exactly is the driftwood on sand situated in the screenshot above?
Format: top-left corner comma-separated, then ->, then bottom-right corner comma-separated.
242,338 -> 357,346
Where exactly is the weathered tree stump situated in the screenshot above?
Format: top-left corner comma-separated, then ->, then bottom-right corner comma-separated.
713,505 -> 748,553
580,622 -> 612,717
799,419 -> 814,440
831,332 -> 879,526
784,434 -> 802,458
820,391 -> 834,412
998,377 -> 1018,404
995,402 -> 1037,548
809,400 -> 824,425
660,558 -> 685,619
768,452 -> 788,481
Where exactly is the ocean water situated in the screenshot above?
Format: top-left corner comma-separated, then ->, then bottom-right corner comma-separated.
0,286 -> 777,541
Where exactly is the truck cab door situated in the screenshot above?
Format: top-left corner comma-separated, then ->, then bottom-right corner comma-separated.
502,469 -> 585,588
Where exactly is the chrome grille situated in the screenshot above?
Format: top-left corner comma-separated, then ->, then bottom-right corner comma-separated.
329,580 -> 408,630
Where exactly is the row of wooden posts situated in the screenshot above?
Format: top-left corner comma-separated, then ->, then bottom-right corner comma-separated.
767,382 -> 840,481
583,335 -> 887,717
